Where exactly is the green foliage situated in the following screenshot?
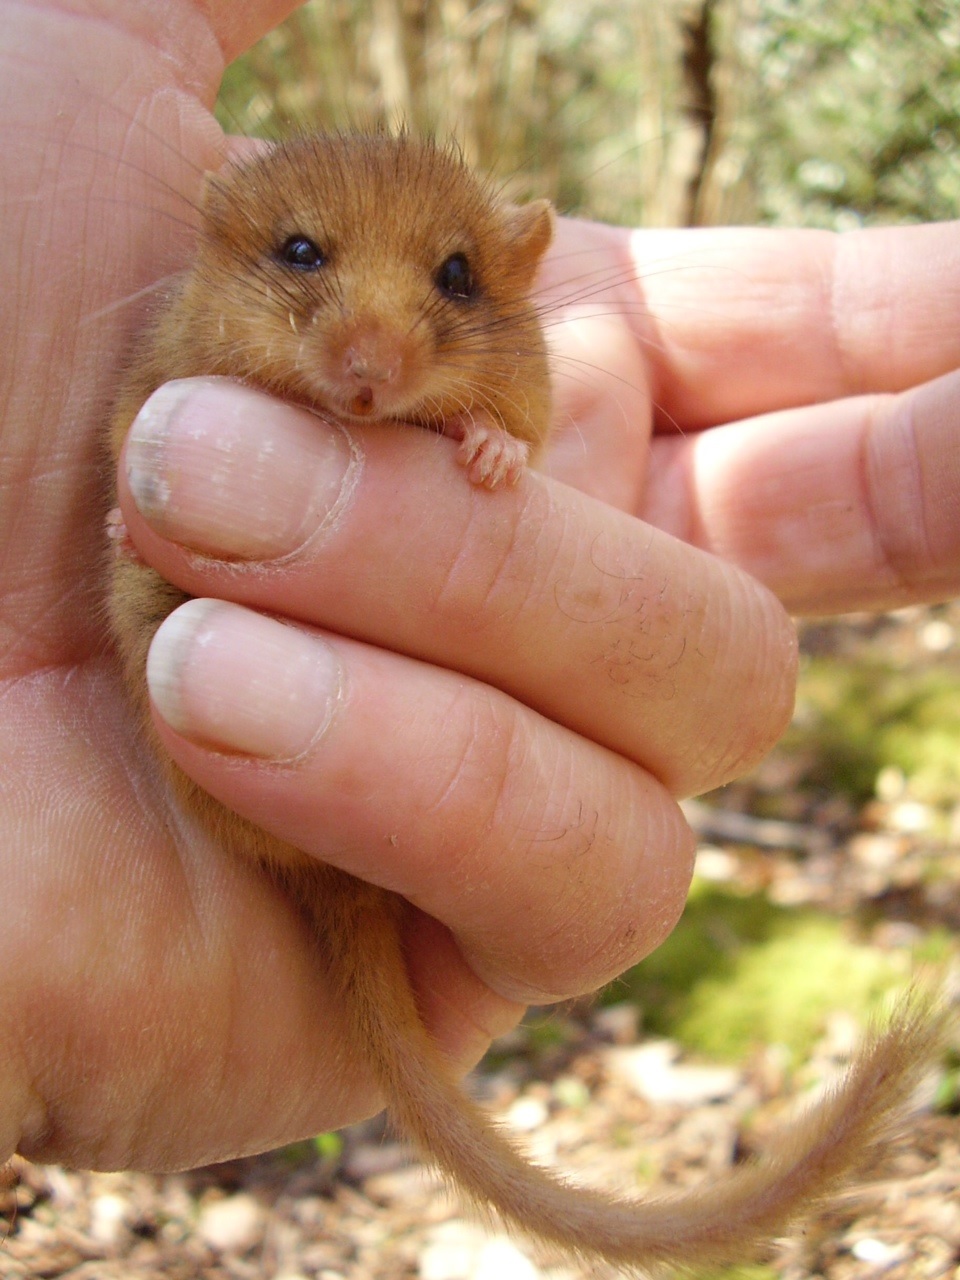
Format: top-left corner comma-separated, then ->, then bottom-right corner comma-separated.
519,1012 -> 577,1053
275,1130 -> 343,1168
752,0 -> 960,226
692,1268 -> 779,1280
935,1063 -> 960,1112
275,1138 -> 322,1168
216,0 -> 960,228
912,929 -> 957,965
313,1130 -> 344,1160
607,882 -> 906,1061
790,656 -> 960,805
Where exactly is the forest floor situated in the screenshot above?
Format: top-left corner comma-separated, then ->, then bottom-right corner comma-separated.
3,608 -> 959,1280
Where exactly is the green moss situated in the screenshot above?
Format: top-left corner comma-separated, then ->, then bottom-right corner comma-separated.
275,1139 -> 321,1169
522,1014 -> 577,1053
690,1267 -> 779,1280
910,928 -> 956,965
676,916 -> 902,1060
631,1151 -> 660,1182
934,1064 -> 960,1114
605,884 -> 906,1061
275,1130 -> 344,1168
789,658 -> 960,806
313,1131 -> 344,1160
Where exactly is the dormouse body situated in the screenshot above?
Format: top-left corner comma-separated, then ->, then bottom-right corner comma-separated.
106,131 -> 943,1273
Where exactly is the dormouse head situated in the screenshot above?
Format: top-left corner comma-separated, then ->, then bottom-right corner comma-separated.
189,132 -> 553,425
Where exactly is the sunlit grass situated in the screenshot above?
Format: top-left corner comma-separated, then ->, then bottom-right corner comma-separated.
607,882 -> 912,1062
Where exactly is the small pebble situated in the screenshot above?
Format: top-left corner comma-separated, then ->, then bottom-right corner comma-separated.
693,847 -> 740,882
887,800 -> 934,834
474,1237 -> 541,1280
852,1237 -> 900,1264
505,1096 -> 549,1132
197,1192 -> 265,1252
608,1042 -> 741,1104
421,1223 -> 542,1280
341,1140 -> 410,1180
420,1221 -> 489,1280
592,1002 -> 640,1044
89,1192 -> 128,1245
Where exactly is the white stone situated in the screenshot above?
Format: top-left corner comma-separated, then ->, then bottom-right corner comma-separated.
920,619 -> 954,652
421,1221 -> 488,1280
90,1192 -> 128,1245
849,832 -> 900,870
852,1237 -> 901,1264
694,846 -> 740,882
197,1192 -> 265,1252
887,799 -> 934,834
420,1224 -> 543,1280
505,1096 -> 549,1132
608,1042 -> 741,1104
474,1237 -> 541,1280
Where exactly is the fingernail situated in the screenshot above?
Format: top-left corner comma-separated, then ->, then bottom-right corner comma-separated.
147,599 -> 341,760
126,379 -> 359,558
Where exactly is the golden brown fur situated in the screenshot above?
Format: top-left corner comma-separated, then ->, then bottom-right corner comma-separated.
106,131 -> 946,1271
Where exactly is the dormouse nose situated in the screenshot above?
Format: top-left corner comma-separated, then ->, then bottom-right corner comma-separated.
341,326 -> 402,386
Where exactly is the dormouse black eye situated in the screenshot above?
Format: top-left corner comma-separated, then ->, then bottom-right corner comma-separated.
278,235 -> 326,271
435,252 -> 474,299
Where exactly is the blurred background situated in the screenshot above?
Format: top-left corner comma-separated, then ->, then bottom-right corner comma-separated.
5,4 -> 959,1278
218,0 -> 960,229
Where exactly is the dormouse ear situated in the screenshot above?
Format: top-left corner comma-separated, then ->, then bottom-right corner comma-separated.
501,198 -> 554,290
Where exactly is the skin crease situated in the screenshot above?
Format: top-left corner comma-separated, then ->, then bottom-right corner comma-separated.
1,0 -> 958,1218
